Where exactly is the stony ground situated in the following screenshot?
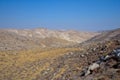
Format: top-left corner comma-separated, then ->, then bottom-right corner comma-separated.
42,40 -> 120,80
0,39 -> 120,80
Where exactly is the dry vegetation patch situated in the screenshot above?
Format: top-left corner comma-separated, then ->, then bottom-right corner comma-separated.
0,47 -> 81,80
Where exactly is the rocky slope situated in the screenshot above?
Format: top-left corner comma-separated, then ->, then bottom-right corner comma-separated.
35,28 -> 120,80
0,28 -> 120,80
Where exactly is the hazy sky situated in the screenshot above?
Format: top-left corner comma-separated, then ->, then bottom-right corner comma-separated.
0,0 -> 120,31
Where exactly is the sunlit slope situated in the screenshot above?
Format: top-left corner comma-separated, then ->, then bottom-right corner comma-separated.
0,47 -> 82,80
0,28 -> 98,51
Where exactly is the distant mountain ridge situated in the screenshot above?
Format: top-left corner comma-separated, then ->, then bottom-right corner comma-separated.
0,28 -> 99,50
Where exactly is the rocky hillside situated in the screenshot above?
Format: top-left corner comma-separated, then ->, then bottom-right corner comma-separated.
0,28 -> 120,80
0,28 -> 98,51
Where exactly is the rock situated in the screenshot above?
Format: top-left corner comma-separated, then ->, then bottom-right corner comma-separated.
86,52 -> 89,55
85,63 -> 100,76
81,54 -> 85,57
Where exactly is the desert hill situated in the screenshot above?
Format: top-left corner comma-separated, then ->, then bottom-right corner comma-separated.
0,28 -> 120,80
0,28 -> 98,51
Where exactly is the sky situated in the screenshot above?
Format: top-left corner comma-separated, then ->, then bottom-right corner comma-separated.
0,0 -> 120,31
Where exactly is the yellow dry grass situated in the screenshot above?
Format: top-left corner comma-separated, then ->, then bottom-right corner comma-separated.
0,47 -> 81,80
52,65 -> 68,80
